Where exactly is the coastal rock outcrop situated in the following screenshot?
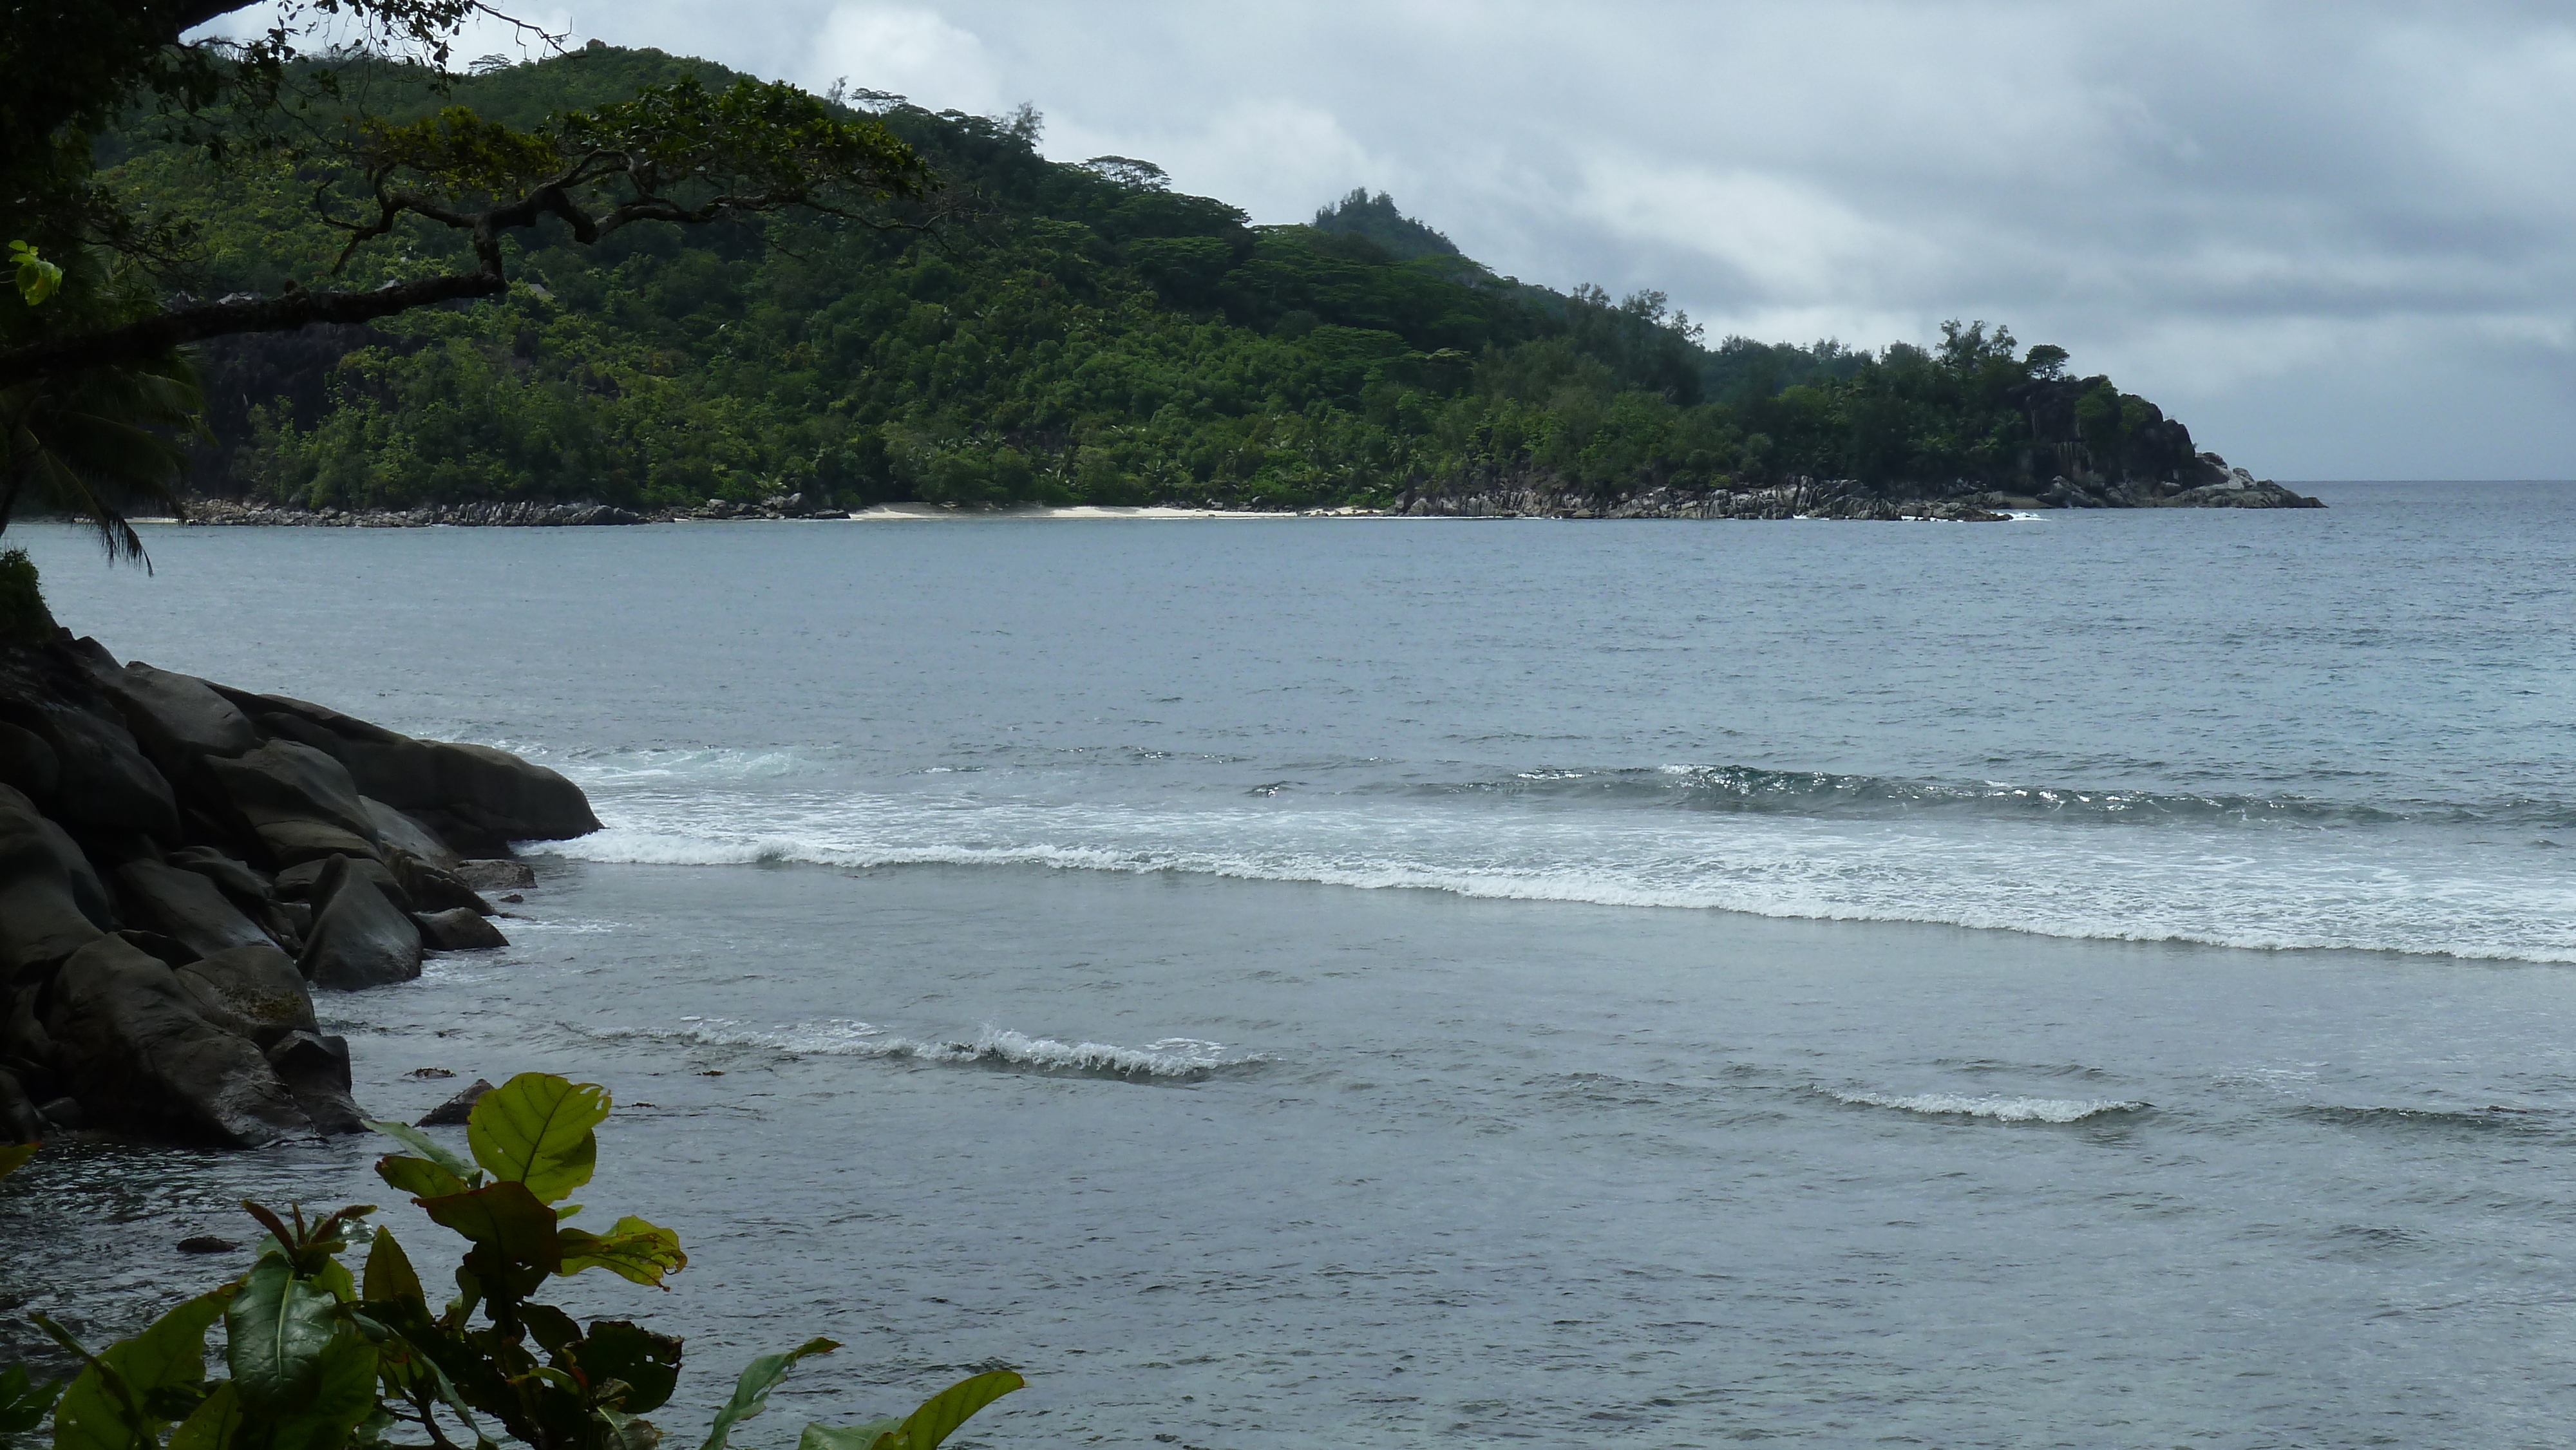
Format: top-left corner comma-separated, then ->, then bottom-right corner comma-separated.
0,634 -> 597,1149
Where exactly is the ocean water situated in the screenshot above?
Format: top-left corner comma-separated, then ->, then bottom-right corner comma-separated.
5,482 -> 2576,1447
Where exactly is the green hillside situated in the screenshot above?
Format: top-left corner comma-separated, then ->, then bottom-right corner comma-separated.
124,44 -> 2221,514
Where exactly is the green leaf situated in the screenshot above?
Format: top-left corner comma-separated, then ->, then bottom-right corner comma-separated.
253,1332 -> 378,1450
574,1323 -> 681,1416
696,1339 -> 837,1450
376,1155 -> 471,1201
0,1142 -> 35,1182
884,1371 -> 1025,1450
0,1363 -> 64,1435
417,1181 -> 563,1272
365,1122 -> 480,1186
556,1217 -> 688,1287
8,242 -> 62,307
466,1074 -> 608,1204
50,1287 -> 232,1450
795,1420 -> 898,1450
164,1382 -> 238,1450
223,1260 -> 345,1413
600,1407 -> 664,1450
362,1227 -> 424,1305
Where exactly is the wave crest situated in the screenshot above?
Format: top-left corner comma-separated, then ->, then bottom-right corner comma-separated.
1827,1089 -> 2150,1123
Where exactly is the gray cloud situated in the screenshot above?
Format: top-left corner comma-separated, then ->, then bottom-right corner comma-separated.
214,1 -> 2576,476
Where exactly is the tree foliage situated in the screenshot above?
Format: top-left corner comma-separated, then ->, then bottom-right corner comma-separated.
0,1072 -> 1024,1450
129,46 -> 2199,517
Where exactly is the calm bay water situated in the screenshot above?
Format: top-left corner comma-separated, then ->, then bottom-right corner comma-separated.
5,482 -> 2575,1446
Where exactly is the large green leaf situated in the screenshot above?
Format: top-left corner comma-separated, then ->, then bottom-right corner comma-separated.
0,1143 -> 35,1182
362,1228 -> 424,1305
253,1333 -> 378,1450
363,1122 -> 480,1186
466,1074 -> 608,1204
696,1339 -> 837,1450
223,1261 -> 346,1414
417,1181 -> 563,1272
162,1382 -> 238,1450
556,1217 -> 688,1287
376,1155 -> 472,1201
882,1371 -> 1025,1450
0,1363 -> 64,1435
573,1323 -> 681,1415
795,1419 -> 899,1450
51,1287 -> 232,1450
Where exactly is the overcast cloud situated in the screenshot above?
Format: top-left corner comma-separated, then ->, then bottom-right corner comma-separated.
213,1 -> 2576,478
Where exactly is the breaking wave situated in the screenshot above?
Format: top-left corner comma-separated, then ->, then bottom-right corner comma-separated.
585,1016 -> 1260,1082
1826,1090 -> 2151,1123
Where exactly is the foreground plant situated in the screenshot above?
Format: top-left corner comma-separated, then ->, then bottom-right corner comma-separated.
0,1073 -> 1019,1450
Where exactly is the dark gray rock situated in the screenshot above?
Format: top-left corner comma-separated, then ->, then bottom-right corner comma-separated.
297,867 -> 421,989
388,852 -> 490,916
337,737 -> 442,814
451,858 -> 536,890
174,943 -> 317,1048
114,860 -> 276,959
99,663 -> 261,773
417,1077 -> 494,1126
0,783 -> 105,974
166,845 -> 271,905
414,907 -> 508,951
45,934 -> 315,1146
279,853 -> 415,913
37,1097 -> 79,1131
363,797 -> 458,868
33,704 -> 179,842
265,1029 -> 362,1135
432,742 -> 602,842
37,815 -> 113,929
0,721 -> 59,803
205,740 -> 381,865
0,1066 -> 41,1144
178,1236 -> 238,1254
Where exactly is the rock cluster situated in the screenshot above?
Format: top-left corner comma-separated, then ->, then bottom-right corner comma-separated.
1394,451 -> 2321,520
0,634 -> 600,1149
189,499 -> 647,528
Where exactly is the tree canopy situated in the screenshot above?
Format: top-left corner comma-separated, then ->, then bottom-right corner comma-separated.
0,1 -> 937,551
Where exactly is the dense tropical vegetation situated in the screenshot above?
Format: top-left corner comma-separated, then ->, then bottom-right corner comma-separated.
95,46 -> 2206,516
0,1072 -> 1025,1450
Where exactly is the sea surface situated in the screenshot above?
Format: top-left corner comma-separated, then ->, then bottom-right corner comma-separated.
5,482 -> 2575,1447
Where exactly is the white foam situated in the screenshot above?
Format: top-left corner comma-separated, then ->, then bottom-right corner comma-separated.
541,784 -> 2576,965
609,1017 -> 1253,1079
1832,1090 -> 2146,1123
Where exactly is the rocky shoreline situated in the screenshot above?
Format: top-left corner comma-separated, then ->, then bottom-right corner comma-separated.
0,631 -> 599,1149
172,452 -> 2320,529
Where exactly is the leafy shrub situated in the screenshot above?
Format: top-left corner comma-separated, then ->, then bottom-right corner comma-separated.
0,1073 -> 1022,1450
0,551 -> 55,647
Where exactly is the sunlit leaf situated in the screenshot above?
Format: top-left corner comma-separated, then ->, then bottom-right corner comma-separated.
466,1074 -> 607,1204
696,1339 -> 837,1450
795,1419 -> 898,1450
365,1121 -> 480,1185
376,1155 -> 471,1201
886,1371 -> 1024,1450
0,1142 -> 35,1182
556,1217 -> 687,1287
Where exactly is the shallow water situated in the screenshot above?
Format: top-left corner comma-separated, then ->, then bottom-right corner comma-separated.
6,484 -> 2575,1445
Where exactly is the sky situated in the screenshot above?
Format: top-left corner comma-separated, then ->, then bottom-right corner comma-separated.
209,1 -> 2576,479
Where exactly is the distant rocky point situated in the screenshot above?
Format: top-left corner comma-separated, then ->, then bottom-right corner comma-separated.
0,633 -> 598,1149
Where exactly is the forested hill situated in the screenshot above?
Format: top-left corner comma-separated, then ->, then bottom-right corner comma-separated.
123,44 -> 2300,516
